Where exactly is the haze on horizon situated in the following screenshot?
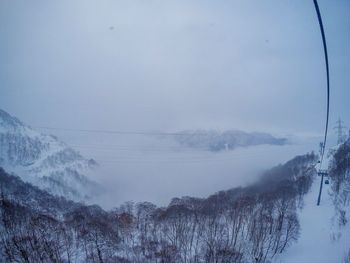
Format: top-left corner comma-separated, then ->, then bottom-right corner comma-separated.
1,0 -> 349,134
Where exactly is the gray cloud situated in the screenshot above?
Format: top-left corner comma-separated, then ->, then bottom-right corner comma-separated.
1,0 -> 349,134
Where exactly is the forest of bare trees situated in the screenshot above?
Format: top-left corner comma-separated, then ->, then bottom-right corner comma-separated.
0,153 -> 316,263
329,139 -> 350,228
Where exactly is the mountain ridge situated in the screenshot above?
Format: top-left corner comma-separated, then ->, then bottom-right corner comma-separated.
0,109 -> 99,201
166,129 -> 287,151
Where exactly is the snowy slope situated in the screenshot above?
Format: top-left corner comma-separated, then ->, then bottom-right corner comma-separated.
274,176 -> 350,263
0,109 -> 99,201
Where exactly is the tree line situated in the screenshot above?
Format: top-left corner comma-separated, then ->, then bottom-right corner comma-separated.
0,153 -> 316,263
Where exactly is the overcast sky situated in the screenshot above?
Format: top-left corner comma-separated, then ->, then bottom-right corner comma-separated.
1,0 -> 349,136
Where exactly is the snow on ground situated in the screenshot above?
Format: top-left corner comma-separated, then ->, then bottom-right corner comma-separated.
274,176 -> 350,263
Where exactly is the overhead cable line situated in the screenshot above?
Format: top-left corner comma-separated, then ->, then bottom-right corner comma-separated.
34,126 -> 198,136
313,0 -> 331,206
313,0 -> 330,166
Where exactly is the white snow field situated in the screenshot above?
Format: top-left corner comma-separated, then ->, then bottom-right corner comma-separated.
274,176 -> 350,263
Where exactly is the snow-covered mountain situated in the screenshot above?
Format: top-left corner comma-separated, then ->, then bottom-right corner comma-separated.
0,109 -> 99,201
168,129 -> 287,151
273,137 -> 350,263
0,153 -> 318,262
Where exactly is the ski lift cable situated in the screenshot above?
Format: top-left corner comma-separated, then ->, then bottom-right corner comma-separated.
313,0 -> 330,168
33,126 -> 186,136
313,0 -> 331,206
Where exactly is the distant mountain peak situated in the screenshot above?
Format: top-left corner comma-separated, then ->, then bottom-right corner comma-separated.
168,129 -> 287,152
0,109 -> 26,132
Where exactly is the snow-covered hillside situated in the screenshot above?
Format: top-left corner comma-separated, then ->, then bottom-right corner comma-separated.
0,109 -> 99,201
166,130 -> 287,152
274,176 -> 350,263
274,138 -> 350,263
0,154 -> 318,263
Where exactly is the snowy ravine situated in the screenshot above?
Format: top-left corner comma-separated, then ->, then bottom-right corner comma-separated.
0,109 -> 99,201
274,176 -> 350,263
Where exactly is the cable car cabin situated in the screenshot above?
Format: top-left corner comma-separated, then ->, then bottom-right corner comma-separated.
325,179 -> 329,185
